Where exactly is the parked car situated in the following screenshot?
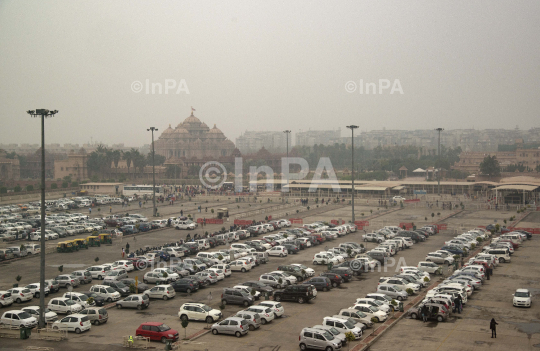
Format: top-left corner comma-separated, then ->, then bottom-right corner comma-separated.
178,302 -> 222,323
221,288 -> 254,307
245,305 -> 275,325
48,297 -> 84,315
89,285 -> 121,302
211,316 -> 249,337
513,289 -> 532,308
409,302 -> 449,322
79,307 -> 108,325
22,306 -> 57,323
7,288 -> 33,303
273,284 -> 316,304
143,285 -> 176,300
116,294 -> 150,310
135,322 -> 179,342
299,327 -> 341,351
0,310 -> 37,328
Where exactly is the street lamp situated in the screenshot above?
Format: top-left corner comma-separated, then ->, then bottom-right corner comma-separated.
147,127 -> 158,217
346,125 -> 359,222
27,109 -> 58,328
283,130 -> 291,195
435,128 -> 444,196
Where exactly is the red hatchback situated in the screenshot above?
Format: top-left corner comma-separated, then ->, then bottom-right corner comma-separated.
136,322 -> 179,343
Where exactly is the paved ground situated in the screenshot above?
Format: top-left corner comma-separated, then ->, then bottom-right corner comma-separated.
1,196 -> 539,351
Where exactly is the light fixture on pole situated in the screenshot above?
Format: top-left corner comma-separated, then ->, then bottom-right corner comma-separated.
435,128 -> 444,196
27,109 -> 58,328
283,130 -> 291,195
147,127 -> 158,217
346,125 -> 359,222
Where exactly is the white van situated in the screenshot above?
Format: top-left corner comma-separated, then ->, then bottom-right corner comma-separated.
322,316 -> 362,339
24,244 -> 41,255
174,220 -> 198,230
486,249 -> 511,263
196,239 -> 210,251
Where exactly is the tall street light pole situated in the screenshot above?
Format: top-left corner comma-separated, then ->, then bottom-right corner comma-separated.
435,128 -> 444,196
283,130 -> 291,196
27,109 -> 58,328
147,127 -> 158,217
346,125 -> 358,223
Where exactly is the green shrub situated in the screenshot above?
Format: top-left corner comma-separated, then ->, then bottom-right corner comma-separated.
406,288 -> 414,296
51,183 -> 58,189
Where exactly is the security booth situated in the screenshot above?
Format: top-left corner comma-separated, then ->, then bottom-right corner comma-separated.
86,236 -> 101,247
98,233 -> 112,244
74,238 -> 88,249
217,208 -> 229,219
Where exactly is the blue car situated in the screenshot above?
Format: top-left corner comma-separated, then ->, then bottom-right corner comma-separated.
441,246 -> 464,256
138,223 -> 152,232
152,250 -> 170,262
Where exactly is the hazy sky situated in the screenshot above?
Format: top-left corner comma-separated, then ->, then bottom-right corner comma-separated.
1,0 -> 539,147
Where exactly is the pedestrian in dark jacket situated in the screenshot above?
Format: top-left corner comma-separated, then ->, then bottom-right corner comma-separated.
456,295 -> 462,314
490,318 -> 498,338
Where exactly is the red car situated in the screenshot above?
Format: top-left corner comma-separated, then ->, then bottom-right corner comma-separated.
311,233 -> 325,244
136,322 -> 179,343
127,257 -> 148,270
498,239 -> 519,249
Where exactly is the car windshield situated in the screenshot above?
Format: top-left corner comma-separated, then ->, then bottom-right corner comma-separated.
515,292 -> 530,297
201,305 -> 212,312
158,324 -> 171,331
115,282 -> 126,289
344,321 -> 355,329
323,331 -> 334,340
105,287 -> 116,293
18,312 -> 32,319
370,306 -> 380,312
66,300 -> 76,305
78,294 -> 89,300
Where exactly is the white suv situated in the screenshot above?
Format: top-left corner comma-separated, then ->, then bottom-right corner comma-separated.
89,285 -> 121,302
513,289 -> 531,308
48,297 -> 84,314
178,303 -> 222,323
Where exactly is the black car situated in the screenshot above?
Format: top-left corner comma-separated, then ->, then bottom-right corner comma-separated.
207,237 -> 217,248
320,272 -> 343,288
396,231 -> 424,243
242,281 -> 274,296
183,276 -> 208,289
245,242 -> 266,252
301,276 -> 332,292
120,278 -> 149,293
328,267 -> 354,282
367,251 -> 388,264
102,280 -> 130,296
283,244 -> 300,254
81,291 -> 106,307
171,279 -> 198,294
183,243 -> 200,255
274,284 -> 316,303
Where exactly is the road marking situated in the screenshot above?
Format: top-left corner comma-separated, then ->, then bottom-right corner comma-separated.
435,311 -> 466,351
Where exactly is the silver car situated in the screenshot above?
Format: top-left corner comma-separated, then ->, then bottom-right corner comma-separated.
235,310 -> 261,331
211,317 -> 249,337
115,294 -> 150,310
143,272 -> 172,285
71,270 -> 93,284
55,275 -> 80,288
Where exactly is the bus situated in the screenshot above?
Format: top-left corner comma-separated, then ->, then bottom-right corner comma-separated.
123,185 -> 163,196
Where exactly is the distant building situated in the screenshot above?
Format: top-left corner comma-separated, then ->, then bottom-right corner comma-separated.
453,147 -> 540,173
236,131 -> 288,153
0,150 -> 20,181
295,129 -> 342,147
54,148 -> 89,181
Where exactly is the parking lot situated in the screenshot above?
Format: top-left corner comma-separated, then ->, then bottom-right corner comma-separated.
0,196 -> 538,351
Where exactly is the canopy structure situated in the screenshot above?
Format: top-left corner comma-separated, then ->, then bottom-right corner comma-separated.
493,184 -> 539,191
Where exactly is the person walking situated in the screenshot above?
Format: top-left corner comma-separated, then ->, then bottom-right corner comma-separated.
126,242 -> 130,254
109,206 -> 112,213
122,248 -> 125,258
456,295 -> 462,314
490,318 -> 498,338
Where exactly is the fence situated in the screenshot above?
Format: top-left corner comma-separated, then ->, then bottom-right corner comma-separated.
35,327 -> 68,341
122,335 -> 150,349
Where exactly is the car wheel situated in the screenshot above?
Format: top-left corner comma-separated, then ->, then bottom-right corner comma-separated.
437,315 -> 444,322
186,288 -> 192,294
93,320 -> 100,326
107,298 -> 112,302
212,329 -> 218,335
98,275 -> 103,280
298,297 -> 305,304
322,287 -> 327,292
241,268 -> 246,273
243,300 -> 250,307
313,261 -> 318,265
332,282 -> 338,288
163,295 -> 168,301
325,347 -> 334,351
261,318 -> 267,325
143,280 -> 148,284
410,313 -> 417,319
116,304 -> 122,309
499,258 -> 505,263
206,316 -> 213,324
300,343 -> 307,351
397,296 -> 404,301
275,295 -> 281,302
221,300 -> 227,306
75,328 -> 81,334
53,326 -> 59,330
249,324 -> 255,331
161,337 -> 167,343
235,331 -> 242,338
16,298 -> 21,303
136,305 -> 143,310
35,293 -> 40,298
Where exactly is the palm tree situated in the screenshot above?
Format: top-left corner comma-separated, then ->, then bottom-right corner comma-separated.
112,150 -> 121,180
123,149 -> 135,180
133,152 -> 146,179
105,149 -> 114,179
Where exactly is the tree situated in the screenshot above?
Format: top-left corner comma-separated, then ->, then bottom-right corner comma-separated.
112,150 -> 122,179
62,181 -> 69,188
14,185 -> 21,192
123,150 -> 134,178
147,152 -> 166,166
479,155 -> 500,177
51,183 -> 58,189
26,185 -> 34,191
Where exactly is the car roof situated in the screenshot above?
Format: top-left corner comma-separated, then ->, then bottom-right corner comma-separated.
140,322 -> 165,326
516,288 -> 529,293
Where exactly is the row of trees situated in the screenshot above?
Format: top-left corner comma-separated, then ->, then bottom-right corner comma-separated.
87,145 -> 165,180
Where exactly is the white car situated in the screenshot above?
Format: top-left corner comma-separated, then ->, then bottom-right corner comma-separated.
143,285 -> 176,300
48,297 -> 84,314
22,306 -> 58,323
245,305 -> 275,324
0,310 -> 38,328
269,271 -> 297,285
86,265 -> 112,280
207,268 -> 226,281
323,252 -> 345,263
378,277 -> 420,293
178,302 -> 222,323
7,288 -> 33,303
103,269 -> 128,282
355,298 -> 391,313
229,260 -> 252,272
0,291 -> 14,308
258,301 -> 285,317
417,261 -> 442,274
350,304 -> 388,323
425,252 -> 454,265
25,283 -> 50,298
153,268 -> 180,281
234,285 -> 261,299
89,285 -> 121,302
52,314 -> 91,333
112,260 -> 135,272
513,289 -> 532,308
313,252 -> 338,265
213,264 -> 232,277
267,246 -> 288,257
63,292 -> 91,307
